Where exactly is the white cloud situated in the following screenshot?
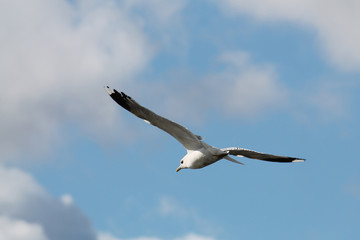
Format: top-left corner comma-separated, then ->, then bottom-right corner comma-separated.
213,51 -> 288,117
217,0 -> 360,71
0,1 -> 213,239
98,232 -> 160,240
148,51 -> 287,122
155,196 -> 219,236
174,233 -> 215,240
121,0 -> 188,54
0,216 -> 48,240
0,165 -> 97,240
157,196 -> 195,219
97,232 -> 214,240
60,194 -> 74,206
0,165 -> 215,240
0,166 -> 217,240
0,0 -> 190,163
158,195 -> 180,216
0,0 -> 151,161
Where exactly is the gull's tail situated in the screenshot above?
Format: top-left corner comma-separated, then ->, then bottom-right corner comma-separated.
223,155 -> 245,165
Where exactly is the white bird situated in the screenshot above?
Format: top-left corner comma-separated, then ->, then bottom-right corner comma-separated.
105,86 -> 305,172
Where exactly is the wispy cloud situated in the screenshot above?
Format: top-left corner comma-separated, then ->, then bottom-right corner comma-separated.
344,181 -> 360,200
307,82 -> 349,119
216,0 -> 360,71
122,0 -> 185,25
98,232 -> 161,240
98,232 -> 215,240
158,195 -> 189,218
143,51 -> 288,123
211,51 -> 288,117
290,79 -> 353,123
156,196 -> 220,236
174,233 -> 215,240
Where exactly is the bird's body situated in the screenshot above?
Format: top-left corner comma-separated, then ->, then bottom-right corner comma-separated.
105,86 -> 305,172
182,144 -> 229,169
182,149 -> 215,169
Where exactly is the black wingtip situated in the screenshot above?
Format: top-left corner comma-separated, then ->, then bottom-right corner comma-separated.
106,88 -> 132,111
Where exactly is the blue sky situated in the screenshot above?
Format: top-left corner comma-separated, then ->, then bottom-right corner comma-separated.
1,0 -> 360,240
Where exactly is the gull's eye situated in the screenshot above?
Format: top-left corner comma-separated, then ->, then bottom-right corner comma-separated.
181,160 -> 184,164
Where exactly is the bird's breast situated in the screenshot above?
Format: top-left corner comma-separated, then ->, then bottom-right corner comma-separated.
186,149 -> 223,169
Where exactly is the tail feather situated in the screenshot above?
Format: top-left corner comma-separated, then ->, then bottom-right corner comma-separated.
223,155 -> 245,165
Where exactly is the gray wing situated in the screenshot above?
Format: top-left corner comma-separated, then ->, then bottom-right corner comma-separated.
106,87 -> 203,150
222,147 -> 305,163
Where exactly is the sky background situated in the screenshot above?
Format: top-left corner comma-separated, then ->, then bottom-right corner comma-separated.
1,0 -> 360,239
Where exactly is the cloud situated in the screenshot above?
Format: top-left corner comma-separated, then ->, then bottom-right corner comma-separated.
212,51 -> 288,117
155,196 -> 219,236
146,51 -> 288,122
0,216 -> 48,240
0,165 -> 97,240
0,2 -> 213,239
0,0 -> 151,161
97,232 -> 214,240
0,0 -> 190,163
158,195 -> 188,218
121,0 -> 188,55
123,0 -> 185,25
60,194 -> 74,206
0,165 -> 215,240
174,233 -> 215,240
216,0 -> 360,71
307,82 -> 349,119
290,79 -> 353,123
98,232 -> 160,240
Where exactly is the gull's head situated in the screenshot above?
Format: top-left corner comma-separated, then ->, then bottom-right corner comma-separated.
176,159 -> 187,172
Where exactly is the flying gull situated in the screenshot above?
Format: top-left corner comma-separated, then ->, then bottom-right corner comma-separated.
105,86 -> 305,172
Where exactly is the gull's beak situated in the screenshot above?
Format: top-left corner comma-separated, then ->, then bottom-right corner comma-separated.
176,166 -> 182,172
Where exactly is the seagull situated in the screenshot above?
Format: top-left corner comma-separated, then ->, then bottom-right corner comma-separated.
105,86 -> 305,172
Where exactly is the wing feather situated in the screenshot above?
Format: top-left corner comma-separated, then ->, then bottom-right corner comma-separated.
222,147 -> 305,163
106,87 -> 203,150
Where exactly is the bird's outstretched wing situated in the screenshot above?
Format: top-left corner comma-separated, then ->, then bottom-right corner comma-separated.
105,87 -> 203,150
222,147 -> 305,163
